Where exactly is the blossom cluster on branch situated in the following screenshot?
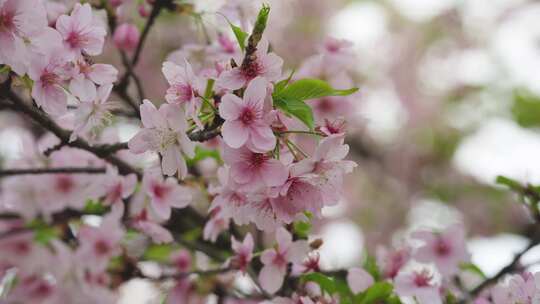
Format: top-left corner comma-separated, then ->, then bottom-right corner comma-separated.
0,1 -> 539,304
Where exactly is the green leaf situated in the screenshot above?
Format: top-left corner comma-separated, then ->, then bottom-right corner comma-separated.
274,96 -> 314,129
301,272 -> 338,295
26,220 -> 60,245
0,65 -> 10,74
293,220 -> 311,239
460,262 -> 487,279
186,146 -> 222,166
512,90 -> 540,127
274,78 -> 359,102
274,70 -> 295,94
362,255 -> 381,282
143,244 -> 175,262
83,199 -> 107,214
354,282 -> 394,304
230,23 -> 248,51
495,175 -> 523,191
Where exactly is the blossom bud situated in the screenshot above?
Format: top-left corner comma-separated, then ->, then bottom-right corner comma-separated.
109,0 -> 125,7
138,3 -> 150,17
113,23 -> 140,52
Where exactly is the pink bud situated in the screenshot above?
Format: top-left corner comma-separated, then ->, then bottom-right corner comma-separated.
109,0 -> 124,8
138,4 -> 150,17
113,23 -> 140,52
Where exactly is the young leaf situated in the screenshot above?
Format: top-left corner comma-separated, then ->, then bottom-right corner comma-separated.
273,96 -> 314,129
495,175 -> 522,191
227,21 -> 248,51
143,244 -> 175,262
354,282 -> 394,304
274,78 -> 359,102
459,262 -> 487,279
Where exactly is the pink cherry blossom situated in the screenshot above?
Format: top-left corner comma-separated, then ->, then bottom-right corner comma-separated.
347,268 -> 374,294
376,245 -> 411,279
70,84 -> 118,143
0,0 -> 47,64
259,227 -> 309,294
217,39 -> 283,90
56,3 -> 106,58
170,249 -> 192,273
209,166 -> 251,226
76,214 -> 124,273
113,23 -> 140,52
412,224 -> 470,277
70,60 -> 118,102
222,145 -> 288,189
219,76 -> 276,152
203,206 -> 230,242
162,60 -> 204,127
100,168 -> 137,216
142,173 -> 191,220
230,233 -> 254,273
492,272 -> 540,304
28,51 -> 70,116
394,268 -> 442,304
128,100 -> 196,178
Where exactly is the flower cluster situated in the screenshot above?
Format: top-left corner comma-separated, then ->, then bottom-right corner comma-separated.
0,1 -> 536,304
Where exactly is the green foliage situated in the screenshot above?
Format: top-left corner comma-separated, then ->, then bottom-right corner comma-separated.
83,199 -> 107,214
186,146 -> 222,166
512,90 -> 540,127
300,272 -> 399,304
0,65 -> 10,74
362,255 -> 381,282
26,220 -> 60,245
293,220 -> 312,239
495,175 -> 523,192
460,262 -> 487,279
353,282 -> 395,304
273,78 -> 358,129
300,272 -> 351,298
273,96 -> 315,129
143,244 -> 175,262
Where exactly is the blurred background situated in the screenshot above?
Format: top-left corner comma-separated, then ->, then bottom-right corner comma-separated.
3,0 -> 540,301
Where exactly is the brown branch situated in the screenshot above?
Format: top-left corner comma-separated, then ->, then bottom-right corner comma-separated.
0,167 -> 106,177
0,87 -> 140,178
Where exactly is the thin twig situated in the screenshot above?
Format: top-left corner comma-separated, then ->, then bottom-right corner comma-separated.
0,167 -> 106,177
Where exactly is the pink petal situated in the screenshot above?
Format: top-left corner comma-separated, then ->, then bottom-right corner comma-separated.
261,159 -> 288,187
259,264 -> 286,294
243,76 -> 267,106
88,64 -> 118,85
162,146 -> 182,176
128,129 -> 157,153
222,120 -> 249,148
286,240 -> 309,264
70,77 -> 97,102
248,123 -> 276,152
216,68 -> 245,90
347,268 -> 374,294
219,94 -> 243,120
260,53 -> 284,82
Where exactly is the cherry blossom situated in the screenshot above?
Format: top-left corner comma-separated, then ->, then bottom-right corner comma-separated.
259,227 -> 309,294
162,60 -> 204,126
222,144 -> 288,189
113,23 -> 140,52
219,76 -> 276,152
412,224 -> 470,277
230,233 -> 254,273
28,51 -> 70,115
142,173 -> 192,220
128,100 -> 196,178
347,268 -> 374,294
217,39 -> 283,90
394,268 -> 442,304
55,3 -> 106,58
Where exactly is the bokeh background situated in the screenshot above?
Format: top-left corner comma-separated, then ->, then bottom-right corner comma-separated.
3,0 -> 540,302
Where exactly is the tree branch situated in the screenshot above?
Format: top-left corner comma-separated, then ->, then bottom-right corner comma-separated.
0,87 -> 139,178
0,167 -> 106,177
